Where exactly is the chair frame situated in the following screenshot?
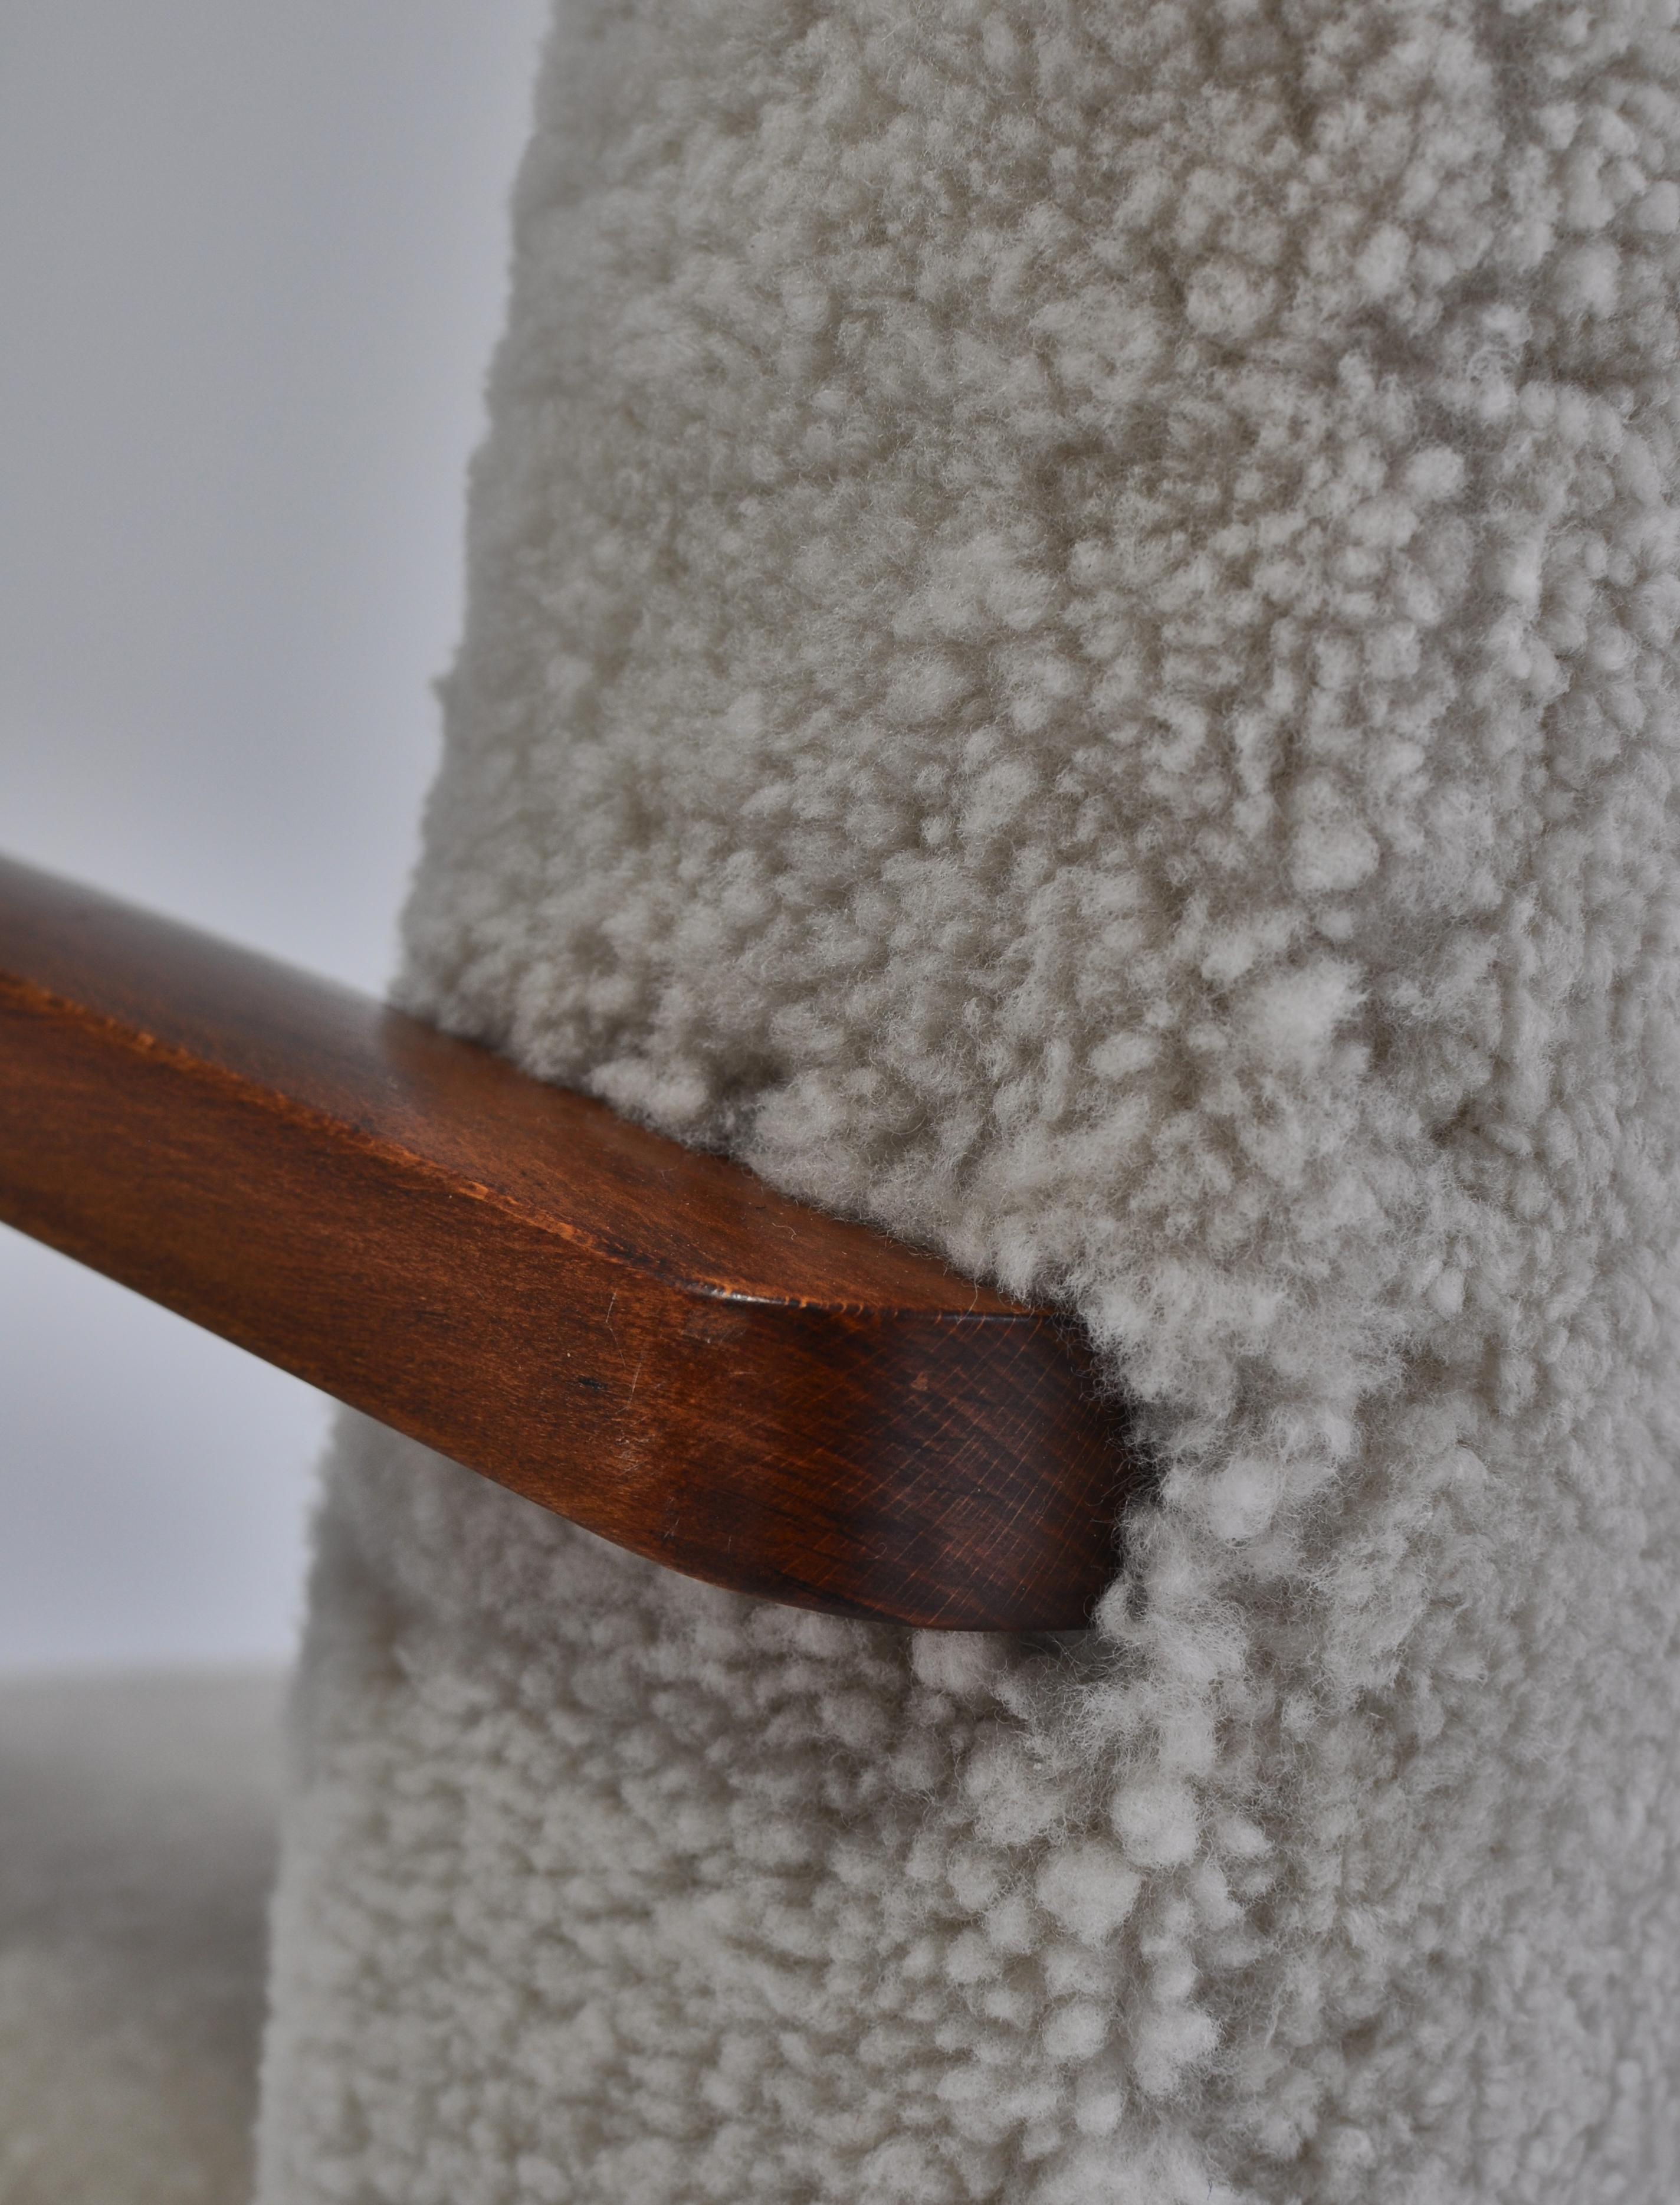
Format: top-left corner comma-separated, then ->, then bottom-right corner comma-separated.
0,854 -> 1136,1630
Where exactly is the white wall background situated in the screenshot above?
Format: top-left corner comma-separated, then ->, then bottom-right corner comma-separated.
0,1 -> 549,1672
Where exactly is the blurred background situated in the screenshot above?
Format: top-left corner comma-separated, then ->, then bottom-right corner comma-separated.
0,2 -> 549,1672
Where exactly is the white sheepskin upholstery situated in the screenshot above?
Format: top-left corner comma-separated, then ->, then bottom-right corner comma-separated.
257,1 -> 1680,2196
0,1669 -> 283,2205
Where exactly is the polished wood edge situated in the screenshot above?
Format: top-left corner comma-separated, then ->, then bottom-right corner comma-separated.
0,858 -> 1036,1316
0,854 -> 1134,1629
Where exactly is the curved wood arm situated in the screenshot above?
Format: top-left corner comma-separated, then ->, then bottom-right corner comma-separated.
0,854 -> 1134,1629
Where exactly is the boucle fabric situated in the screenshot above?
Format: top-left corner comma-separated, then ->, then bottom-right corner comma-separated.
0,1669 -> 283,2205
258,0 -> 1680,2197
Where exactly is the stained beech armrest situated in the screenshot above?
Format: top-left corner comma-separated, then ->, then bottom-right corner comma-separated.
0,854 -> 1134,1630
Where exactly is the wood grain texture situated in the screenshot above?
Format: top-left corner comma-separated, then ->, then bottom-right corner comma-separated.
0,854 -> 1138,1629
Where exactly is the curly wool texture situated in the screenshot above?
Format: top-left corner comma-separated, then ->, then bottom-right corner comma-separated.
258,1 -> 1680,2198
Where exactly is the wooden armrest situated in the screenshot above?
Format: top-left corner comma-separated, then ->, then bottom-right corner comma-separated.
0,854 -> 1134,1630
